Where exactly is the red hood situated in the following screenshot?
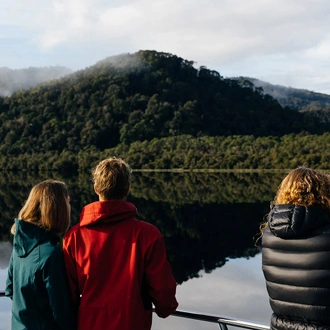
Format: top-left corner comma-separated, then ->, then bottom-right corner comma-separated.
79,200 -> 137,227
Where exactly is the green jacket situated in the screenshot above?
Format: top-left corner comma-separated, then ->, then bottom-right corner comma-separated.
5,219 -> 77,330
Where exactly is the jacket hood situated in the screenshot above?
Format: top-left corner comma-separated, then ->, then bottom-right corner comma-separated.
79,200 -> 137,227
268,204 -> 330,239
13,219 -> 58,257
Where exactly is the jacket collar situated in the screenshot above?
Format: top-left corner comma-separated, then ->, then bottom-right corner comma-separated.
79,200 -> 137,227
268,204 -> 330,239
14,219 -> 58,257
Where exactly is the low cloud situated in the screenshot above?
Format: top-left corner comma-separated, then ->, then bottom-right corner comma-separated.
2,0 -> 330,93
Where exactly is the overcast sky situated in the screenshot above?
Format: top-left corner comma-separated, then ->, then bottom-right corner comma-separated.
1,0 -> 330,94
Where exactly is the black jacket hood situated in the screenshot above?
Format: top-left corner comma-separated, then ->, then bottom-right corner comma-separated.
268,204 -> 330,239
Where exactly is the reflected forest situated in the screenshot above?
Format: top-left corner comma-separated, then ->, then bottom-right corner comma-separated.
0,171 -> 284,284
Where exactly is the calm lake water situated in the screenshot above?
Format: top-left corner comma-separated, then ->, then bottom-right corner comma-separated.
0,170 -> 284,329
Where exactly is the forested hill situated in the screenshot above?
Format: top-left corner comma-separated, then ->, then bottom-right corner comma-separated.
0,50 -> 329,171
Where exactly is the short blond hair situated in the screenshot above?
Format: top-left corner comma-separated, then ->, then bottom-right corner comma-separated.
12,180 -> 70,235
92,157 -> 132,200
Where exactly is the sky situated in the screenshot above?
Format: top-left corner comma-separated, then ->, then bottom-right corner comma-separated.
1,0 -> 330,94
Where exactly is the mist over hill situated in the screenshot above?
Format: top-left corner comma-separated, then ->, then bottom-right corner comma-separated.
0,66 -> 73,97
236,77 -> 330,111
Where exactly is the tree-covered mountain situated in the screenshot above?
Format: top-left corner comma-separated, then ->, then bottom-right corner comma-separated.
2,50 -> 330,172
0,66 -> 72,97
0,50 -> 328,163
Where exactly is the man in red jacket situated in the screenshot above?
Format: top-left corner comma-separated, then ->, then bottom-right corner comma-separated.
63,157 -> 178,330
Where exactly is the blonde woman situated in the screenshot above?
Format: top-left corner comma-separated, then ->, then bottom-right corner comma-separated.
5,180 -> 77,330
262,167 -> 330,330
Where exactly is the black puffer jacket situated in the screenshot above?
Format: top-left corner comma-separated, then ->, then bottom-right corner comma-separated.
262,204 -> 330,330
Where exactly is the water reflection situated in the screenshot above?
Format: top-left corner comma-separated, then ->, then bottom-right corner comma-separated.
0,242 -> 12,330
0,171 -> 283,284
134,199 -> 267,283
0,242 -> 11,270
153,254 -> 272,330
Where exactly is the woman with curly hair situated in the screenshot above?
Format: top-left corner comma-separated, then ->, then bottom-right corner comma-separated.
261,166 -> 330,330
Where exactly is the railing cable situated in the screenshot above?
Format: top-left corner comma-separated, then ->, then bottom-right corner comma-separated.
169,309 -> 269,330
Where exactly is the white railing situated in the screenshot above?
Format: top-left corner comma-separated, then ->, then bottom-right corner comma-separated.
0,290 -> 270,329
169,309 -> 270,330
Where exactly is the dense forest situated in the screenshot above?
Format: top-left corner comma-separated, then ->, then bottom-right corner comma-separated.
1,132 -> 330,171
0,50 -> 330,171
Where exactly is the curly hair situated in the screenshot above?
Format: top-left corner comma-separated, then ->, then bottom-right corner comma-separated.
274,167 -> 330,211
257,167 -> 330,241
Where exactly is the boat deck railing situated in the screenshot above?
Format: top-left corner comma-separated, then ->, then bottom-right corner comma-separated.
165,309 -> 270,330
0,290 -> 270,329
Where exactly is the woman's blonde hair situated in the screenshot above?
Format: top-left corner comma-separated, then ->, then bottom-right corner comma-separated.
92,157 -> 132,200
12,180 -> 70,235
274,167 -> 330,212
258,167 -> 330,240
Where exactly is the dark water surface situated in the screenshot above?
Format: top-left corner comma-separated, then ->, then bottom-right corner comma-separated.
0,170 -> 285,329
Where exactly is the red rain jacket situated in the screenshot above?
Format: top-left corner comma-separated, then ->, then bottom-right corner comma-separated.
63,200 -> 178,330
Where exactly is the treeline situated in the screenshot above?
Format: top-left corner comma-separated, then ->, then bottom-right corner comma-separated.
0,51 -> 328,165
1,133 -> 330,172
